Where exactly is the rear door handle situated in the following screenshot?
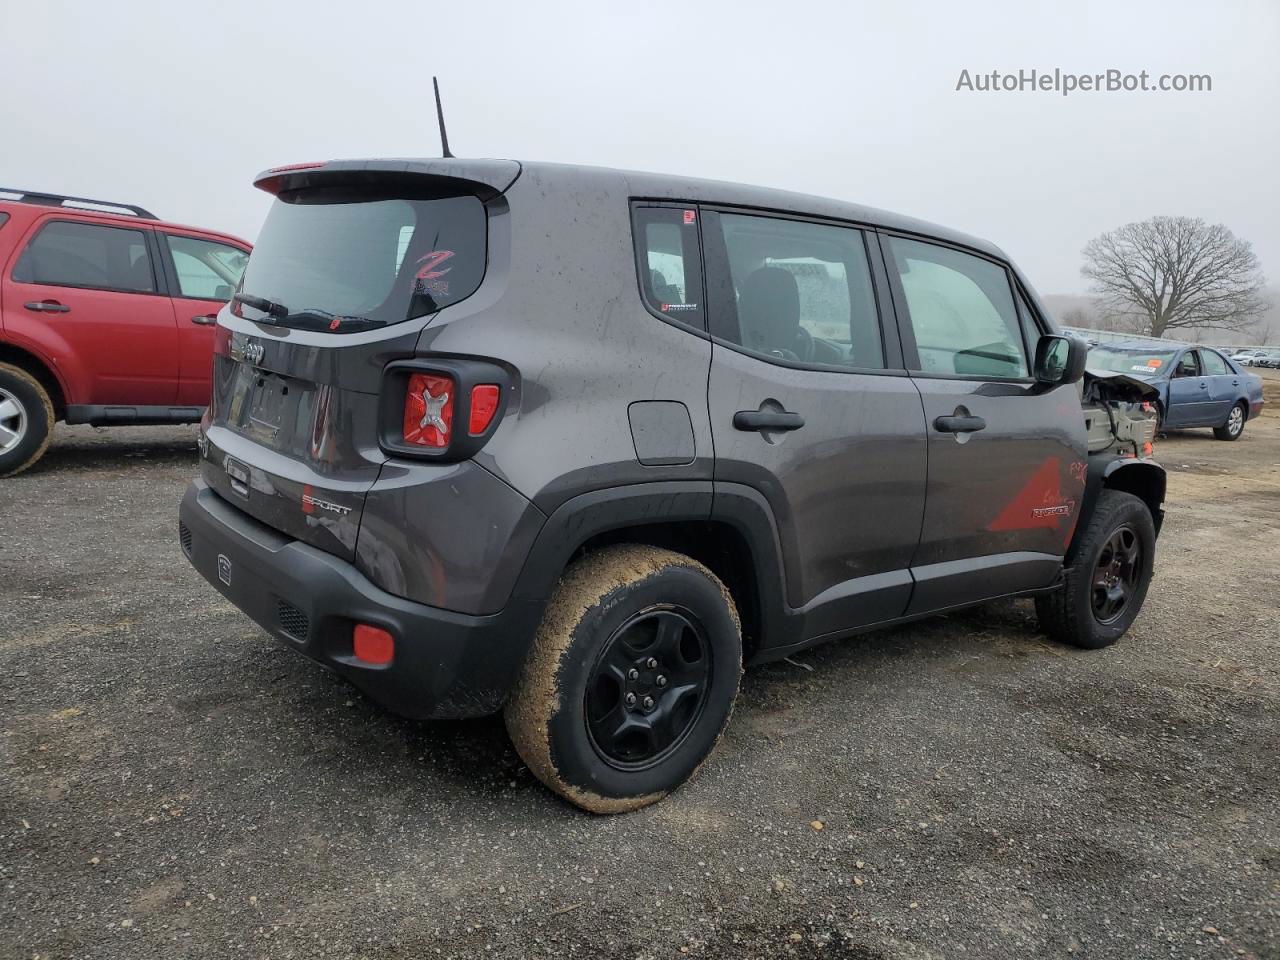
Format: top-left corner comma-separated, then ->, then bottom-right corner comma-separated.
24,300 -> 70,313
191,315 -> 218,325
934,414 -> 987,433
733,410 -> 805,432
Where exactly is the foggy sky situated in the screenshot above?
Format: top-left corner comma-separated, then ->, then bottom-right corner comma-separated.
3,0 -> 1277,295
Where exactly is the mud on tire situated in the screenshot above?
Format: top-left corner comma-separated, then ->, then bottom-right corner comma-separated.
0,362 -> 55,478
504,544 -> 742,814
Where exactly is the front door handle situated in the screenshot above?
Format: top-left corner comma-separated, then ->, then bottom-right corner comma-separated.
24,300 -> 70,313
733,410 -> 805,432
934,414 -> 987,433
191,314 -> 218,325
1199,382 -> 1208,389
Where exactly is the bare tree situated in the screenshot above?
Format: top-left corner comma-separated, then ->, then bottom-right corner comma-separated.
1059,307 -> 1092,329
1081,216 -> 1268,338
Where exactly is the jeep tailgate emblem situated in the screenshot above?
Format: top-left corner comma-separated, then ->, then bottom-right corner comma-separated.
231,333 -> 265,366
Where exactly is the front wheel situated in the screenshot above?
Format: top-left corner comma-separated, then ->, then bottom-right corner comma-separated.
505,544 -> 742,814
1036,490 -> 1156,649
1213,401 -> 1246,441
0,362 -> 55,478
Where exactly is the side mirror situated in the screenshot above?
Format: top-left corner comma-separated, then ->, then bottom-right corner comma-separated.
1035,334 -> 1087,386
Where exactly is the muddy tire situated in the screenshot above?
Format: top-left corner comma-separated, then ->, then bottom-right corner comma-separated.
504,544 -> 742,814
1036,489 -> 1155,649
0,362 -> 55,478
1213,401 -> 1246,441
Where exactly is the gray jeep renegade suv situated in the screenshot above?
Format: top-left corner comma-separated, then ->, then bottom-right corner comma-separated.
179,158 -> 1165,813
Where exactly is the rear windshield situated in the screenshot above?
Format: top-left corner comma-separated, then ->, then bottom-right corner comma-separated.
1087,344 -> 1179,375
236,189 -> 486,332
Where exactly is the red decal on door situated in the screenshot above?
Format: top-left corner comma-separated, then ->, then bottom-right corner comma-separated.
988,457 -> 1075,532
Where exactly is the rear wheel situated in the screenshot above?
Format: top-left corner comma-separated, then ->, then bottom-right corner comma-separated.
0,363 -> 55,478
504,544 -> 741,814
1036,489 -> 1155,649
1213,401 -> 1246,441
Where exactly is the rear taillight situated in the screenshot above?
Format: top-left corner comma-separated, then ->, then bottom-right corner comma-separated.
380,360 -> 512,461
469,384 -> 501,435
403,373 -> 455,448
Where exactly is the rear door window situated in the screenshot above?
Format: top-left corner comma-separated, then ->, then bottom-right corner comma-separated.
886,236 -> 1027,379
705,212 -> 884,369
12,220 -> 156,293
166,235 -> 248,301
632,205 -> 704,330
236,190 -> 486,332
1199,349 -> 1229,376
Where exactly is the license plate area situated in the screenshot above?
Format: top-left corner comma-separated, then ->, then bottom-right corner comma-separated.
225,364 -> 311,450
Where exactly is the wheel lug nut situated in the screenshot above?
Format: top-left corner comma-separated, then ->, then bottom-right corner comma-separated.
624,693 -> 637,706
643,696 -> 655,709
627,668 -> 639,680
646,658 -> 658,669
656,675 -> 667,687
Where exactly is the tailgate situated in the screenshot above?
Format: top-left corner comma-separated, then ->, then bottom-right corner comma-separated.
201,331 -> 405,562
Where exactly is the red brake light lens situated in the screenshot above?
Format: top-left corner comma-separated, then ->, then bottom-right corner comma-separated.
403,373 -> 454,448
469,384 -> 500,435
353,624 -> 394,665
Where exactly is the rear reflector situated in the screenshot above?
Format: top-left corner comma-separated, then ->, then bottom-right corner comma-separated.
403,373 -> 454,448
353,624 -> 394,665
469,384 -> 500,435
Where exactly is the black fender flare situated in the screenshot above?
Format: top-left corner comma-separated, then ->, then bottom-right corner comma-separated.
504,480 -> 795,661
1072,456 -> 1166,562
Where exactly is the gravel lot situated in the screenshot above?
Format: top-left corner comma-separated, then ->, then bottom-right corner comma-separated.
3,378 -> 1278,960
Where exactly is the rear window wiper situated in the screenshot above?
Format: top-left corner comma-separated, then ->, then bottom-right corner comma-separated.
234,292 -> 289,319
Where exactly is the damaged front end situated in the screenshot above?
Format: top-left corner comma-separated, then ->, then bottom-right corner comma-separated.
1081,369 -> 1160,458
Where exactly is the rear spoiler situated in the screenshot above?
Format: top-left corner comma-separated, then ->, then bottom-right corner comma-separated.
253,159 -> 522,202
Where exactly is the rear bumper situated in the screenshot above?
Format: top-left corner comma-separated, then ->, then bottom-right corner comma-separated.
1249,397 -> 1264,419
179,480 -> 541,719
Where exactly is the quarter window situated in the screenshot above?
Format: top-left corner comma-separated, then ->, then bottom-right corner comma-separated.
167,235 -> 248,300
707,213 -> 884,369
1017,294 -> 1041,360
888,236 -> 1027,379
1199,350 -> 1229,376
13,220 -> 155,293
633,206 -> 704,329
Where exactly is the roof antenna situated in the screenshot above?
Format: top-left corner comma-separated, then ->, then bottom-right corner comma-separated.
433,76 -> 454,158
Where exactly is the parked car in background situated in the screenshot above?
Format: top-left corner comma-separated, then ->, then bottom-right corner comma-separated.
1229,349 -> 1268,365
1253,351 -> 1280,369
1086,339 -> 1264,439
0,189 -> 250,476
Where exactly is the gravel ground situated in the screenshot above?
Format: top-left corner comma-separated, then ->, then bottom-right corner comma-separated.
2,380 -> 1278,960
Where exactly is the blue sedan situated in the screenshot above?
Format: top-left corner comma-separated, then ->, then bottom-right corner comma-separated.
1086,340 -> 1265,440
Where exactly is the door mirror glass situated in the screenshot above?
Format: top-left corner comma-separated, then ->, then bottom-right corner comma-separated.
1035,334 -> 1086,385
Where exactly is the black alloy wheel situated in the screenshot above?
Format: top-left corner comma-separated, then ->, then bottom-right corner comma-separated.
1090,524 -> 1143,624
585,607 -> 711,770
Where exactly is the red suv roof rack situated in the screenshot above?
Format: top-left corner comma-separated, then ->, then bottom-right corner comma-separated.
0,187 -> 157,220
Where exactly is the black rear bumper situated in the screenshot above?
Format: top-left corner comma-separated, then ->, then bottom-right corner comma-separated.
178,480 -> 540,719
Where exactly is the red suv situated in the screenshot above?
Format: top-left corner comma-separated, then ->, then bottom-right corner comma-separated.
0,188 -> 251,476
